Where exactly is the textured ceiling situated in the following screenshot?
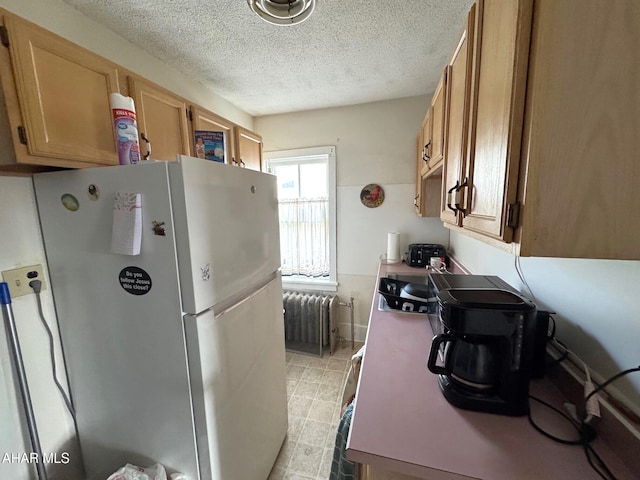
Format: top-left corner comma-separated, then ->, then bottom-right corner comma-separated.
60,0 -> 475,116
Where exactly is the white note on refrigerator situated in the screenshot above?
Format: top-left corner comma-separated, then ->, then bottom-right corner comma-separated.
111,192 -> 142,255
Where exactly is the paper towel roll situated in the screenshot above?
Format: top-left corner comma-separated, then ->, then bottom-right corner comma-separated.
386,232 -> 400,263
110,93 -> 141,165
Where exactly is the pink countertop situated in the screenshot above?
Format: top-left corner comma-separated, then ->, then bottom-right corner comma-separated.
346,262 -> 635,480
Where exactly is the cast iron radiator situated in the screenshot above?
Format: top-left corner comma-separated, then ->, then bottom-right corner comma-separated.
282,290 -> 338,356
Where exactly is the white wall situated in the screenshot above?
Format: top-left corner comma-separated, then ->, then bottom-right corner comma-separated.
0,177 -> 83,480
255,97 -> 450,341
0,0 -> 253,129
449,231 -> 640,416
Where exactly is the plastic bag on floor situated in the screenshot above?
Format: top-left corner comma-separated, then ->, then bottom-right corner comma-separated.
107,463 -> 167,480
106,462 -> 189,480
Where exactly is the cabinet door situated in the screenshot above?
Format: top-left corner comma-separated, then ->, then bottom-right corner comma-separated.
129,77 -> 190,162
519,0 -> 638,259
461,0 -> 532,240
415,133 -> 425,216
190,105 -> 235,164
235,126 -> 262,171
413,132 -> 422,213
440,5 -> 475,226
419,108 -> 432,177
429,68 -> 447,171
3,13 -> 119,166
416,124 -> 442,218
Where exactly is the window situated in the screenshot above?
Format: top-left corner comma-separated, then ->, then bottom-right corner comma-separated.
264,146 -> 337,291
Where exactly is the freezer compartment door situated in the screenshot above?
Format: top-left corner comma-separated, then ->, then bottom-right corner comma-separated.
170,156 -> 281,314
185,275 -> 288,480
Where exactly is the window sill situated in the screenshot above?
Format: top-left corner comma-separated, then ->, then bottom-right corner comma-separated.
282,279 -> 338,293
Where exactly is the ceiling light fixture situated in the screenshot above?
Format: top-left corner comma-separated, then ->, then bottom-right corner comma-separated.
247,0 -> 316,26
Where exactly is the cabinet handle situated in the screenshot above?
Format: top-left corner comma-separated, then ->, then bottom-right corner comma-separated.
454,177 -> 469,217
414,195 -> 419,208
422,141 -> 431,163
239,159 -> 246,167
446,182 -> 459,214
17,126 -> 28,145
232,157 -> 238,165
140,133 -> 151,160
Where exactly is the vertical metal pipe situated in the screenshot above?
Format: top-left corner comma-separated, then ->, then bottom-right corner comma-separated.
1,283 -> 48,480
338,297 -> 356,350
349,297 -> 355,350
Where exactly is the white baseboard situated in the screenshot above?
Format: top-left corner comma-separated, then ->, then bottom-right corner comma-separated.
337,322 -> 367,343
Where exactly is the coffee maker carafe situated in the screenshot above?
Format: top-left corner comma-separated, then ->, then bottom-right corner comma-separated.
427,288 -> 537,416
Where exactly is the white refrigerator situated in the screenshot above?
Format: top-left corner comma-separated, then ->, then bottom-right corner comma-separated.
33,156 -> 288,480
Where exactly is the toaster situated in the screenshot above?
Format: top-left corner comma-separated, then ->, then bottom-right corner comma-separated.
405,243 -> 447,268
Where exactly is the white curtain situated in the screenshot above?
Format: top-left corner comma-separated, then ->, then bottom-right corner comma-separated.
279,197 -> 329,277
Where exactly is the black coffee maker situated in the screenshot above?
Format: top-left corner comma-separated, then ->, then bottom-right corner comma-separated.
427,287 -> 537,416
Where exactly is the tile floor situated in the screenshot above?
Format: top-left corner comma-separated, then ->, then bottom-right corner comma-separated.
268,343 -> 362,480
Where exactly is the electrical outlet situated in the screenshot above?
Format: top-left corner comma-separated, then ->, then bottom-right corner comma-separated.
1,264 -> 47,298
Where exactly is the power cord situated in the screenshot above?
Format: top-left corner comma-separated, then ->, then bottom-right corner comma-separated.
511,255 -> 638,478
528,366 -> 640,480
528,394 -> 586,445
514,255 -> 536,303
548,334 -> 600,424
28,280 -> 77,423
544,315 -> 569,368
581,366 -> 640,480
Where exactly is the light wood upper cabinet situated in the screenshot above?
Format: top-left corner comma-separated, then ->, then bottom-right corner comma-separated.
440,5 -> 475,227
190,107 -> 263,171
0,11 -> 120,168
414,72 -> 446,219
415,133 -> 425,216
429,68 -> 447,172
234,126 -> 262,171
415,110 -> 442,218
418,108 -> 431,177
0,9 -> 263,177
128,76 -> 191,162
420,175 -> 443,218
436,0 -> 640,259
190,105 -> 235,164
514,0 -> 640,259
459,0 -> 532,241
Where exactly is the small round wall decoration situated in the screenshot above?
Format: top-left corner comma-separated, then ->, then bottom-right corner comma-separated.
360,183 -> 385,208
